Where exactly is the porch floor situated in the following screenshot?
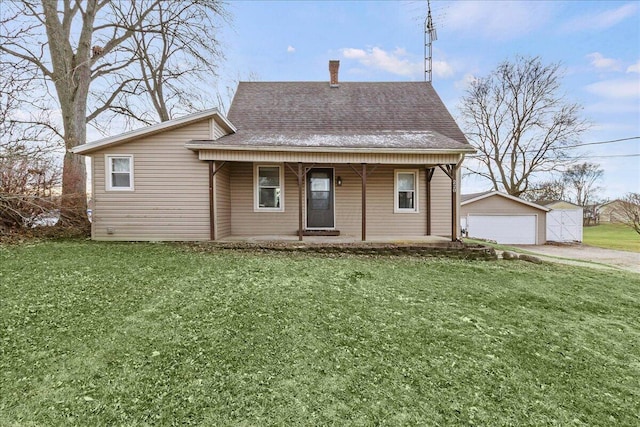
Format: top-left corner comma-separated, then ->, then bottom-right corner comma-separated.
218,235 -> 453,245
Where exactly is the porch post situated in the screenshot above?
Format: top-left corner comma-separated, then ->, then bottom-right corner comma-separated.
426,167 -> 435,236
450,164 -> 457,241
209,161 -> 215,241
298,162 -> 303,241
437,163 -> 458,242
362,163 -> 367,241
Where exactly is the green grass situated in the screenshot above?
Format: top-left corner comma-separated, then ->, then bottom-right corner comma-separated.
584,223 -> 640,252
1,241 -> 639,426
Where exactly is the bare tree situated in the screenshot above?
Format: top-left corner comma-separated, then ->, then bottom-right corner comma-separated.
0,60 -> 61,158
92,0 -> 228,126
1,148 -> 60,231
460,56 -> 589,197
523,179 -> 566,202
562,162 -> 603,207
0,0 -> 228,228
619,193 -> 640,235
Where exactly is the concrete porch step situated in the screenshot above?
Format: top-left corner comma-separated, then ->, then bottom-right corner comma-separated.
301,229 -> 341,236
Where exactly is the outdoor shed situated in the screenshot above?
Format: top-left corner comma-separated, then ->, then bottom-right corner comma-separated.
460,191 -> 549,245
540,200 -> 583,242
72,61 -> 474,242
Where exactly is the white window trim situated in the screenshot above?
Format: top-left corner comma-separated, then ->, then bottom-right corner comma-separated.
394,169 -> 419,213
254,163 -> 285,212
105,154 -> 134,191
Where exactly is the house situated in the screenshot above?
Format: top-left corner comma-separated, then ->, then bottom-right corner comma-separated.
460,191 -> 549,245
597,200 -> 629,224
539,200 -> 583,242
71,61 -> 474,242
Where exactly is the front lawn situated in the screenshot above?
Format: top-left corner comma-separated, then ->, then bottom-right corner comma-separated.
584,223 -> 640,252
1,241 -> 639,425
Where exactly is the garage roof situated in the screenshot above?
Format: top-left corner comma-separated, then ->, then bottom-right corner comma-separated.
461,191 -> 550,212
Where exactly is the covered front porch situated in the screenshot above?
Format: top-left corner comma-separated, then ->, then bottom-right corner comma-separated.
198,155 -> 463,243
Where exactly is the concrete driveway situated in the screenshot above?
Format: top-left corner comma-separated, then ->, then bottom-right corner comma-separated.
510,244 -> 640,274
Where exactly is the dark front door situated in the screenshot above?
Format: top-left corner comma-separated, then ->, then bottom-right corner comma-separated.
307,168 -> 334,228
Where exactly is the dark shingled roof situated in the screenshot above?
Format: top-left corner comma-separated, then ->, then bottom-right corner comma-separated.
206,81 -> 472,151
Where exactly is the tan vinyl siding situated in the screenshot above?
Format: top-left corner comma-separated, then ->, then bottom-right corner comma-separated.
430,167 -> 456,237
230,162 -> 300,236
199,149 -> 461,165
460,195 -> 546,244
211,118 -> 227,139
91,119 -> 211,241
333,165 -> 362,237
228,163 -> 456,239
365,166 -> 452,238
215,164 -> 231,239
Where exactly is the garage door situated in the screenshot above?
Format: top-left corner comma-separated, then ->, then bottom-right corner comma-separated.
467,215 -> 537,244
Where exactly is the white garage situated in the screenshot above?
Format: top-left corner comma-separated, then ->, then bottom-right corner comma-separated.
466,214 -> 537,244
460,191 -> 550,245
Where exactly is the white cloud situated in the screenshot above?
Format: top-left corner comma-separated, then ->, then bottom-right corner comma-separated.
341,46 -> 453,78
585,78 -> 640,99
627,60 -> 640,73
562,3 -> 639,32
444,1 -> 552,40
454,73 -> 477,91
342,47 -> 367,60
586,52 -> 621,71
341,46 -> 421,77
433,60 -> 454,78
287,45 -> 295,53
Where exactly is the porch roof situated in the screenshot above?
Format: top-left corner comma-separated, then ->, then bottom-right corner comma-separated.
185,130 -> 474,153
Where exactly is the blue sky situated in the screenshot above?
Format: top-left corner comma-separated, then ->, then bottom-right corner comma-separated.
217,0 -> 640,199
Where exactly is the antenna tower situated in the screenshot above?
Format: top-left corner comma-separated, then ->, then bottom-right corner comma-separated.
424,0 -> 438,82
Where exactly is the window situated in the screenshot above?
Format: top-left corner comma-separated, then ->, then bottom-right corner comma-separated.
395,170 -> 418,213
106,155 -> 134,191
254,164 -> 284,211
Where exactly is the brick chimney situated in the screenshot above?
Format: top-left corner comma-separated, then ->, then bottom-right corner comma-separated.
329,60 -> 340,87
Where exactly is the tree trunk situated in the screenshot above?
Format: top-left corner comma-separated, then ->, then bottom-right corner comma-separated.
42,0 -> 95,230
57,93 -> 91,229
59,145 -> 89,229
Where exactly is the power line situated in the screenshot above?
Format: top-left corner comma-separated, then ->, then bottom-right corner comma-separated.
564,136 -> 639,149
465,136 -> 640,157
582,153 -> 640,158
467,153 -> 640,160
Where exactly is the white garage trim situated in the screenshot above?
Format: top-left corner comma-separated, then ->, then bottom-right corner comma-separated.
466,214 -> 539,245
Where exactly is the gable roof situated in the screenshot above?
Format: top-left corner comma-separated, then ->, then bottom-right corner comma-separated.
598,199 -> 626,208
71,109 -> 235,155
461,191 -> 550,212
186,81 -> 474,153
539,200 -> 582,209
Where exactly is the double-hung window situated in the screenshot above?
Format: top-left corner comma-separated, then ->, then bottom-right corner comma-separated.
395,170 -> 418,213
106,155 -> 134,191
255,164 -> 284,211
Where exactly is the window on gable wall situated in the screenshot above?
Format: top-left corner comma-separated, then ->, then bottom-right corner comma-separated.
255,164 -> 284,211
106,155 -> 134,191
395,170 -> 418,213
